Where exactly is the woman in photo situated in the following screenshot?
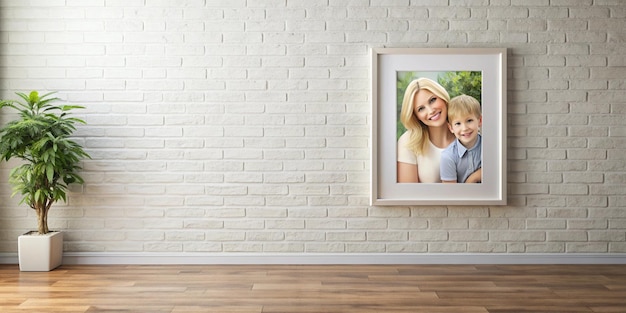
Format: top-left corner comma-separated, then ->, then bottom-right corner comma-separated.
397,77 -> 456,183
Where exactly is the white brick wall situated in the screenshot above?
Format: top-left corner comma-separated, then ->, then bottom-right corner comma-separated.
1,1 -> 625,256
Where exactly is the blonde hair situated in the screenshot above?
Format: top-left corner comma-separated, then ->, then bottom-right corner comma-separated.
399,77 -> 450,155
447,94 -> 481,122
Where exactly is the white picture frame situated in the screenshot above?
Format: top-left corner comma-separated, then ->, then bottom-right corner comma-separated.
370,48 -> 507,206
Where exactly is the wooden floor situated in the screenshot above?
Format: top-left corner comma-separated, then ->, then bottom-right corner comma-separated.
1,264 -> 626,312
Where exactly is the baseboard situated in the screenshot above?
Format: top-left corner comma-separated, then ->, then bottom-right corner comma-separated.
2,252 -> 626,265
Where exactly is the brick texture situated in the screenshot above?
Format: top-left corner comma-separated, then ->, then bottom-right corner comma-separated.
0,1 -> 625,254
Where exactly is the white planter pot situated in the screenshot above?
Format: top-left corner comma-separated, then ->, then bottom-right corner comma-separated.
18,231 -> 63,271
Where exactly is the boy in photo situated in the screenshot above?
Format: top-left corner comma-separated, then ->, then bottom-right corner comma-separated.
440,94 -> 482,183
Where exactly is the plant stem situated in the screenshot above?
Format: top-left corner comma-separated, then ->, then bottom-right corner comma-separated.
36,203 -> 49,234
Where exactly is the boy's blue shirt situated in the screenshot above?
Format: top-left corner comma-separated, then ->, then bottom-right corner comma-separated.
440,134 -> 482,183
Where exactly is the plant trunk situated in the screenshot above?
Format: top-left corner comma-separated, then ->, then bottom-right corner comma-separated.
35,202 -> 49,235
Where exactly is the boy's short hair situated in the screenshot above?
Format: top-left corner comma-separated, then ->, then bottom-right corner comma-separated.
447,94 -> 481,122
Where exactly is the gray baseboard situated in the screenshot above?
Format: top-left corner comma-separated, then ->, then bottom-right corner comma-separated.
2,252 -> 626,265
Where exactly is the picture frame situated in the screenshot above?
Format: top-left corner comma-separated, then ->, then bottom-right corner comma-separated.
370,48 -> 507,206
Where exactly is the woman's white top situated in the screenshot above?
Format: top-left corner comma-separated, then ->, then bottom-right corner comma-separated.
397,131 -> 446,183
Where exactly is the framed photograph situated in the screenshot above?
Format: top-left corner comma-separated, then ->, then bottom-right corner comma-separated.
370,48 -> 507,206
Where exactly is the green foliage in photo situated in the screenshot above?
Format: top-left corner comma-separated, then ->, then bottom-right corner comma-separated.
437,71 -> 482,102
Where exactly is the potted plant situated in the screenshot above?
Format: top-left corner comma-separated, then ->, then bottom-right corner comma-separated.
0,91 -> 90,271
